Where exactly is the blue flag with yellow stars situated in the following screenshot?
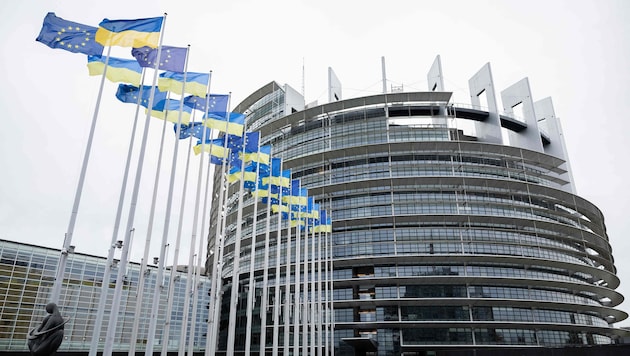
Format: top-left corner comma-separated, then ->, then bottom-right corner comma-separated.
131,46 -> 187,73
36,12 -> 103,56
183,94 -> 229,114
115,84 -> 167,109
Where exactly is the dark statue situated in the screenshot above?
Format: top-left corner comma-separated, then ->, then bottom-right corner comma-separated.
27,303 -> 68,356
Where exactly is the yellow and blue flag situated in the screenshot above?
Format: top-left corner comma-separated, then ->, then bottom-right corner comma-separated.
263,158 -> 291,188
228,164 -> 258,188
87,55 -> 143,85
96,16 -> 163,48
115,84 -> 167,109
283,180 -> 308,206
243,145 -> 271,165
184,94 -> 229,114
204,113 -> 245,136
131,46 -> 187,73
193,137 -> 230,157
158,71 -> 209,98
253,178 -> 279,200
147,98 -> 192,124
36,12 -> 103,56
314,210 -> 332,233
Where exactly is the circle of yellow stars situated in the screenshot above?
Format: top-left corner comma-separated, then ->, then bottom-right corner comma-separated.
56,25 -> 93,50
140,48 -> 175,67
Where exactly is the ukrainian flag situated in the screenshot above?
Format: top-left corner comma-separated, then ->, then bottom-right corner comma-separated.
204,113 -> 245,136
193,138 -> 230,157
314,211 -> 332,233
87,56 -> 143,85
243,145 -> 271,165
227,164 -> 257,185
95,16 -> 163,48
254,182 -> 279,199
272,203 -> 289,214
158,71 -> 209,98
263,169 -> 291,189
147,99 -> 191,125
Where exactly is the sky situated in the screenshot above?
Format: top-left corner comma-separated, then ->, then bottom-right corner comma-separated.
1,0 -> 629,324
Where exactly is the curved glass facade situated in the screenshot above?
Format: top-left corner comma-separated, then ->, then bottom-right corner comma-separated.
0,239 -> 210,352
207,84 -> 627,355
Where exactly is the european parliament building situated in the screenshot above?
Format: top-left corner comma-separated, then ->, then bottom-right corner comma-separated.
2,56 -> 629,356
207,56 -> 629,355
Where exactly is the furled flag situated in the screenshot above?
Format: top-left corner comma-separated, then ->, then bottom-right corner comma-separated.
95,16 -> 163,48
204,112 -> 245,136
131,46 -> 187,72
36,12 -> 103,55
87,55 -> 143,85
158,71 -> 209,98
115,84 -> 167,109
183,94 -> 228,115
147,98 -> 192,124
173,122 -> 211,140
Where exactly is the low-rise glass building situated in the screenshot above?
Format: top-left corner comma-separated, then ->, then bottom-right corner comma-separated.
0,239 -> 210,353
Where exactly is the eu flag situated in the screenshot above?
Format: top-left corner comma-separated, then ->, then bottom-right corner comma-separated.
116,84 -> 167,109
183,94 -> 229,114
131,46 -> 187,72
173,122 -> 211,140
36,12 -> 104,55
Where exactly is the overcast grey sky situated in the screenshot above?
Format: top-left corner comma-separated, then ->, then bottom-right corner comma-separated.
1,0 -> 629,323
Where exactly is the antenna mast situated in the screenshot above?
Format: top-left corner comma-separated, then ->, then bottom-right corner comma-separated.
302,57 -> 305,99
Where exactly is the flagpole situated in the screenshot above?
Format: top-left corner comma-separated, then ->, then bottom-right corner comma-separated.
110,12 -> 166,356
258,147 -> 274,356
127,82 -> 168,355
103,32 -> 164,356
310,211 -> 317,355
293,182 -> 302,356
185,74 -> 215,356
159,45 -> 192,356
206,93 -> 233,356
226,131 -> 250,355
283,182 -> 294,356
302,200 -> 312,356
170,108 -> 198,356
244,137 -> 263,354
302,201 -> 309,356
50,41 -> 113,305
323,212 -> 330,356
102,14 -> 168,356
87,64 -> 144,356
317,221 -> 323,355
328,209 -> 335,356
179,71 -> 213,355
189,145 -> 214,356
94,75 -> 148,356
271,159 -> 285,356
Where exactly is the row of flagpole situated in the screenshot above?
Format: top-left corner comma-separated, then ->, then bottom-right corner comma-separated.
37,11 -> 336,355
